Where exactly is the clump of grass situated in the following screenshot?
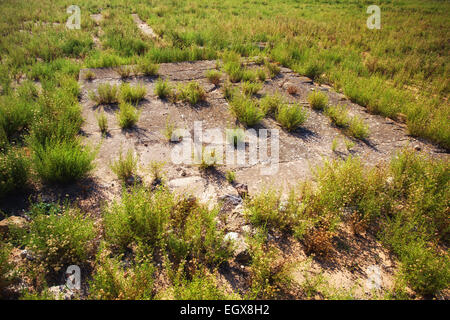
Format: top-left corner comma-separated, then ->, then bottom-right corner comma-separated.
110,148 -> 138,182
308,91 -> 328,110
89,247 -> 155,300
0,148 -> 29,198
241,81 -> 262,96
149,161 -> 165,184
154,78 -> 173,99
136,60 -> 159,76
199,148 -> 221,170
224,62 -> 243,83
257,68 -> 267,82
344,139 -> 355,151
222,81 -> 238,101
84,70 -> 95,81
117,102 -> 140,129
116,66 -> 133,79
242,69 -> 257,82
0,243 -> 12,294
119,83 -> 146,104
225,171 -> 236,184
287,85 -> 298,95
163,116 -> 178,142
265,61 -> 281,78
226,127 -> 245,148
331,137 -> 339,152
31,139 -> 95,184
348,116 -> 369,140
19,207 -> 97,275
276,104 -> 308,132
325,105 -> 369,139
177,81 -> 206,105
229,94 -> 264,127
260,93 -> 284,117
205,70 -> 222,86
96,112 -> 108,135
90,83 -> 119,105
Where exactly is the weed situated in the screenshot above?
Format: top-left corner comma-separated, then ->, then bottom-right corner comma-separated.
308,91 -> 328,110
136,60 -> 159,76
177,81 -> 206,105
84,70 -> 95,81
119,83 -> 146,104
226,127 -> 245,148
226,171 -> 236,184
265,61 -> 280,78
117,102 -> 140,129
116,66 -> 133,79
205,70 -> 222,86
0,148 -> 29,198
154,78 -> 173,99
229,94 -> 264,127
241,81 -> 262,96
260,93 -> 284,117
276,104 -> 308,132
90,83 -> 119,105
96,112 -> 108,135
110,148 -> 138,182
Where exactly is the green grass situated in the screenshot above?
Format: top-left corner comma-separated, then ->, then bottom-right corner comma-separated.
276,103 -> 308,132
325,105 -> 369,140
307,91 -> 328,111
110,148 -> 138,183
90,83 -> 119,105
0,147 -> 29,198
117,102 -> 140,129
260,93 -> 284,117
177,81 -> 206,105
154,78 -> 173,99
241,81 -> 262,96
96,112 -> 108,135
205,70 -> 222,86
18,207 -> 97,275
30,138 -> 96,184
119,83 -> 146,104
229,94 -> 264,127
136,59 -> 159,76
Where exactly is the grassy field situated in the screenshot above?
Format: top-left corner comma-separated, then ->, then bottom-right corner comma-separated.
0,0 -> 448,300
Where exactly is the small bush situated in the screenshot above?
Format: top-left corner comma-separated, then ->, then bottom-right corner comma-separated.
177,81 -> 206,105
260,93 -> 284,117
226,127 -> 245,148
242,69 -> 257,82
265,61 -> 281,78
348,116 -> 369,140
163,116 -> 176,142
31,139 -> 95,184
205,70 -> 222,86
116,66 -> 133,79
276,104 -> 308,132
96,112 -> 108,135
117,102 -> 140,129
154,78 -> 173,99
119,83 -> 146,104
229,94 -> 264,127
136,60 -> 159,76
90,83 -> 119,105
171,270 -> 232,300
21,208 -> 97,274
325,104 -> 350,128
222,81 -> 238,101
89,248 -> 155,300
241,81 -> 262,96
110,148 -> 138,182
0,244 -> 12,295
0,148 -> 29,198
308,91 -> 328,110
257,68 -> 267,82
84,70 -> 95,81
226,171 -> 236,184
223,61 -> 243,83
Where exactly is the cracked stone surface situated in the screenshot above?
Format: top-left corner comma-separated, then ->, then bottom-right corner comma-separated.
78,60 -> 448,201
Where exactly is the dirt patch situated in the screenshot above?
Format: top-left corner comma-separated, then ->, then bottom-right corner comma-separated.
131,13 -> 159,40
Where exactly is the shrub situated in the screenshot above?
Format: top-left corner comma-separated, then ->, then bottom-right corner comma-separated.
225,171 -> 236,184
96,112 -> 108,135
0,148 -> 29,198
265,61 -> 281,78
31,138 -> 95,184
110,148 -> 138,182
119,83 -> 146,104
257,68 -> 267,82
171,270 -> 233,300
276,104 -> 308,132
0,94 -> 36,139
116,66 -> 133,79
21,208 -> 97,274
307,91 -> 328,110
136,60 -> 159,76
226,127 -> 245,148
199,148 -> 221,170
222,81 -> 238,101
163,116 -> 177,142
325,104 -> 350,128
117,102 -> 140,129
89,248 -> 155,300
242,69 -> 257,82
90,83 -> 119,105
84,70 -> 95,81
229,94 -> 264,127
260,93 -> 284,117
154,78 -> 173,99
348,116 -> 369,140
223,61 -> 243,83
241,81 -> 262,96
177,81 -> 206,105
205,70 -> 221,86
0,243 -> 12,295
